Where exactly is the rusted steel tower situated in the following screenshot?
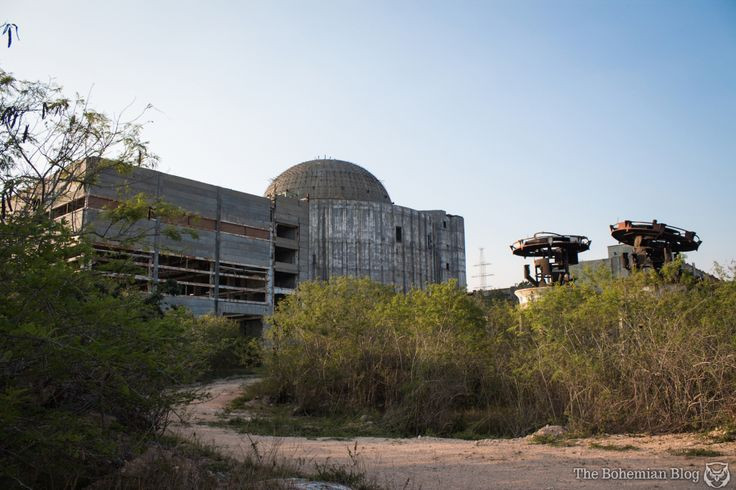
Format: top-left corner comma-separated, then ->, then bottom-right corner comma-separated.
609,219 -> 701,271
510,232 -> 591,286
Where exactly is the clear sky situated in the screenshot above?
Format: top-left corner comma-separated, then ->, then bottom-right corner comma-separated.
4,0 -> 735,288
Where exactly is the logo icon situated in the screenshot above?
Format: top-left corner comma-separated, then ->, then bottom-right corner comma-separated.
704,462 -> 730,488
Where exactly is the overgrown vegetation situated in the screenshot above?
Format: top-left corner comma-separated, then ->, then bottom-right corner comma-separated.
188,314 -> 262,375
89,435 -> 380,490
262,264 -> 736,439
529,434 -> 578,447
669,448 -> 724,458
1,218 -> 199,488
264,278 -> 488,436
0,69 -> 259,488
588,443 -> 640,452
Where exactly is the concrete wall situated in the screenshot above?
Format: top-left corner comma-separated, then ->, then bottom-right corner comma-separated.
570,244 -> 634,279
272,196 -> 310,281
81,166 -> 467,319
308,200 -> 466,292
86,167 -> 276,317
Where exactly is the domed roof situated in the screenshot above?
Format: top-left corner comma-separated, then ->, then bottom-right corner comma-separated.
265,159 -> 391,203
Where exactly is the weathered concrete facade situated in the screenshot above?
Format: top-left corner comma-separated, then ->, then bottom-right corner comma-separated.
58,158 -> 465,327
308,201 -> 465,291
81,167 -> 298,330
268,159 -> 466,292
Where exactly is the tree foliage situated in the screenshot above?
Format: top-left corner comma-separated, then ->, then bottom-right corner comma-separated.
0,218 -> 206,487
187,314 -> 262,373
1,23 -> 19,48
0,70 -> 239,488
509,261 -> 736,434
0,67 -> 157,223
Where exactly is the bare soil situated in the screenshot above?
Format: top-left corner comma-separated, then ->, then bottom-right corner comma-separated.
170,378 -> 736,489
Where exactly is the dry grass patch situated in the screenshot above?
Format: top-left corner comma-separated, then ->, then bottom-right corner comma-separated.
669,448 -> 724,458
588,442 -> 640,451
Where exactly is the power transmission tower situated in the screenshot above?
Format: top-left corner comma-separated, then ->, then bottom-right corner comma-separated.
473,247 -> 493,290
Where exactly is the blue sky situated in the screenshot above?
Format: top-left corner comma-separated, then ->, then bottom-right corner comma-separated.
4,0 -> 735,288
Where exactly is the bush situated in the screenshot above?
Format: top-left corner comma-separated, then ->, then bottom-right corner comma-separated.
509,262 -> 736,434
261,266 -> 736,438
90,435 -> 380,490
0,218 -> 203,488
186,313 -> 262,373
265,277 -> 488,435
0,68 -> 259,488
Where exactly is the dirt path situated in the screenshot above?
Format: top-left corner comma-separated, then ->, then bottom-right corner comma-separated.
170,378 -> 735,489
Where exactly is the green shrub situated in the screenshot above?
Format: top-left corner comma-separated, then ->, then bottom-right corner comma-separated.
0,68 -> 256,488
186,313 -> 262,373
0,218 -> 202,488
0,221 -> 261,487
265,277 -> 488,435
511,261 -> 736,434
260,264 -> 736,438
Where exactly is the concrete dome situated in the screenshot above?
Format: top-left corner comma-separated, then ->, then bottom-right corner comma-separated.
265,159 -> 391,203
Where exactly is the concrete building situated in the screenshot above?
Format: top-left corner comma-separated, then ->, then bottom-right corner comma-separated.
569,244 -> 632,279
265,159 -> 466,293
57,158 -> 465,331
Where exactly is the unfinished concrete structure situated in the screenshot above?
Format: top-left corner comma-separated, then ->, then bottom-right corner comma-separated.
57,158 -> 465,330
266,159 -> 466,292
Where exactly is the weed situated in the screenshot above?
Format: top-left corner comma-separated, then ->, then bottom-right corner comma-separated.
589,443 -> 639,451
705,427 -> 736,443
669,448 -> 724,458
262,272 -> 736,437
90,435 -> 383,489
221,404 -> 398,439
310,442 -> 382,490
529,434 -> 578,447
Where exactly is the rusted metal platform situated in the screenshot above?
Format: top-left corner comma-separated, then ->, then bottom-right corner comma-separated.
510,232 -> 591,286
609,219 -> 701,271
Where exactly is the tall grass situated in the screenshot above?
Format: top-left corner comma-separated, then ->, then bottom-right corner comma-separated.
262,264 -> 736,437
509,264 -> 736,434
89,435 -> 381,489
265,278 -> 489,435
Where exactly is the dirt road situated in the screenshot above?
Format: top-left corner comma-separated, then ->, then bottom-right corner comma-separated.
170,377 -> 735,489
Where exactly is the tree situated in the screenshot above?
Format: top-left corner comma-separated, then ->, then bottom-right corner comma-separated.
0,69 -> 206,488
0,217 -> 203,488
0,66 -> 198,249
0,67 -> 157,224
